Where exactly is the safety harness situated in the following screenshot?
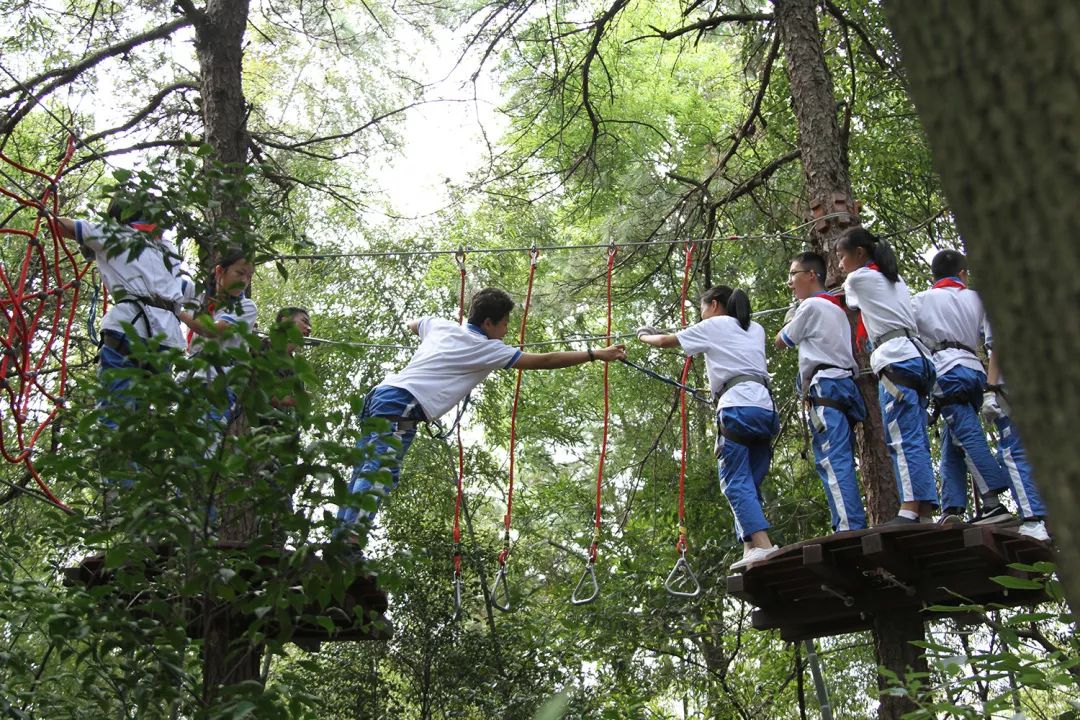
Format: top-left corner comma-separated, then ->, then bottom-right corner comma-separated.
714,374 -> 774,447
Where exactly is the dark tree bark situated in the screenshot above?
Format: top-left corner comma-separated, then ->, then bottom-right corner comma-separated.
179,0 -> 261,708
883,1 -> 1080,619
774,1 -> 922,716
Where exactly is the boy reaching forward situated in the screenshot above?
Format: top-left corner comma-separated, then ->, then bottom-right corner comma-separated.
336,288 -> 626,534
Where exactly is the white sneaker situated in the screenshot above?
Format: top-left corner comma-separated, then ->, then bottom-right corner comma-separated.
730,545 -> 779,572
1017,521 -> 1050,542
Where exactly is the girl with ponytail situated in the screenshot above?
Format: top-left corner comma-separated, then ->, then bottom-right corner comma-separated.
837,226 -> 938,524
636,285 -> 779,571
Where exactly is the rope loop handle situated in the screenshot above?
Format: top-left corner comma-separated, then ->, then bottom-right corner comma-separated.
489,563 -> 511,612
570,561 -> 599,606
452,570 -> 463,621
664,549 -> 701,598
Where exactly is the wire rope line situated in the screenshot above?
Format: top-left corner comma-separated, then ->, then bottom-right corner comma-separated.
489,246 -> 540,612
570,244 -> 617,606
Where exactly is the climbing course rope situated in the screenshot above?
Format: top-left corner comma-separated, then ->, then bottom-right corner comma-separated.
0,138 -> 85,513
451,249 -> 467,620
490,246 -> 540,612
571,243 -> 617,606
664,242 -> 701,598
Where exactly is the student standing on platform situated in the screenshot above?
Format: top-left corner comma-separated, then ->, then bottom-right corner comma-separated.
56,198 -> 191,417
637,285 -> 779,571
337,288 -> 626,538
837,227 -> 938,525
776,252 -> 867,533
981,331 -> 1051,541
912,250 -> 1013,525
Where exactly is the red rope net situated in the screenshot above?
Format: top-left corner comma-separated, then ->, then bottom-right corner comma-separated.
0,138 -> 87,511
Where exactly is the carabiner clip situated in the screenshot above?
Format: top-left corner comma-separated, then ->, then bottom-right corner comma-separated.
664,552 -> 701,598
452,571 -> 463,621
454,247 -> 467,270
489,563 -> 512,612
528,245 -> 540,265
571,561 -> 599,606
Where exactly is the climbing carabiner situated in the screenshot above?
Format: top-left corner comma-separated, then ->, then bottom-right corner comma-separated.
454,247 -> 467,270
570,561 -> 600,606
528,245 -> 540,265
452,571 -> 463,621
664,551 -> 701,598
489,563 -> 512,612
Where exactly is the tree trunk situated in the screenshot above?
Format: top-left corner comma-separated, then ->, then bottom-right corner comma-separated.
882,0 -> 1080,620
774,1 -> 923,716
185,0 -> 259,708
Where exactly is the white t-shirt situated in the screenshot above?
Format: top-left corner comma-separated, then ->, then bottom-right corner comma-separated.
779,295 -> 858,390
676,316 -> 773,411
190,297 -> 258,382
75,220 -> 187,348
843,266 -> 926,373
911,283 -> 986,377
382,318 -> 522,420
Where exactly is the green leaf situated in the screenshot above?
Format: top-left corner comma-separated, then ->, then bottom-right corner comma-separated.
991,575 -> 1043,590
533,692 -> 570,720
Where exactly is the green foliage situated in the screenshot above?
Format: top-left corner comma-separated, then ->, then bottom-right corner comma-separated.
880,563 -> 1079,719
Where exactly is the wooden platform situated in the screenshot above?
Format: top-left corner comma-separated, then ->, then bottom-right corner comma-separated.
726,524 -> 1054,641
63,543 -> 390,648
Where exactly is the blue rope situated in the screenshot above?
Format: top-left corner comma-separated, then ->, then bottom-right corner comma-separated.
86,275 -> 100,346
618,358 -> 712,406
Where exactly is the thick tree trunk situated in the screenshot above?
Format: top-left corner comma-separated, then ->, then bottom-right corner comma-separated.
882,1 -> 1080,620
186,0 -> 259,708
774,1 -> 922,716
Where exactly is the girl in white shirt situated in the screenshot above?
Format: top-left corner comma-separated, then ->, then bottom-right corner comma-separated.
638,285 -> 779,571
837,227 -> 938,524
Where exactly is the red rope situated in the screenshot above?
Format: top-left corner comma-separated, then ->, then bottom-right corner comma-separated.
497,248 -> 539,566
675,242 -> 696,554
0,137 -> 81,513
452,251 -> 467,576
587,245 -> 617,563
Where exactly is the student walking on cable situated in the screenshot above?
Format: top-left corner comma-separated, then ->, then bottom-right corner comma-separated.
775,252 -> 868,533
912,250 -> 1014,525
337,288 -> 626,541
637,286 -> 779,571
837,227 -> 938,525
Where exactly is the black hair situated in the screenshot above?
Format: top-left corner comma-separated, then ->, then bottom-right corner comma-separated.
468,288 -> 515,326
836,227 -> 900,283
792,251 -> 827,284
208,247 -> 253,300
276,306 -> 310,324
930,249 -> 967,281
216,247 -> 251,271
106,192 -> 144,225
700,285 -> 752,331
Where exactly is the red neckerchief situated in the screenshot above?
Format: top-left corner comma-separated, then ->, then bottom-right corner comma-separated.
932,276 -> 966,290
814,291 -> 844,309
130,222 -> 158,234
854,263 -> 881,350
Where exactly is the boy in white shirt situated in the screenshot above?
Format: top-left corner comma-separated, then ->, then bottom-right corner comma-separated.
776,252 -> 867,532
912,250 -> 1012,524
336,288 -> 626,532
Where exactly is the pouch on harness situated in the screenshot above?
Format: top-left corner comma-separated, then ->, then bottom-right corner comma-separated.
714,374 -> 773,450
802,363 -> 857,434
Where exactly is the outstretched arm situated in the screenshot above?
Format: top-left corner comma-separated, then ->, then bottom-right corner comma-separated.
513,344 -> 626,370
637,332 -> 680,349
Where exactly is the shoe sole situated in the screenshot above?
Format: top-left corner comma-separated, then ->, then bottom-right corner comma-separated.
972,515 -> 1017,526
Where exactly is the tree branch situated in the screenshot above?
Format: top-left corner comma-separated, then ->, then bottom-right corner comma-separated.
628,12 -> 773,43
79,81 -> 198,147
1,16 -> 194,133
